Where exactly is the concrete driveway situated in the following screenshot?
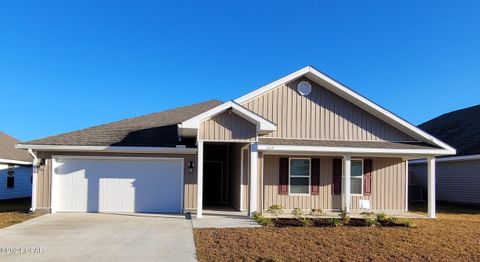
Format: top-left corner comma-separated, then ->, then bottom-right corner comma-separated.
0,213 -> 196,262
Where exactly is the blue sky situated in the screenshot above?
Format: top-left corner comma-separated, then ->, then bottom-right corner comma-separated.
1,1 -> 479,141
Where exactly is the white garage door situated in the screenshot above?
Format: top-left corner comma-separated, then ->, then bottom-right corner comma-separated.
52,157 -> 183,213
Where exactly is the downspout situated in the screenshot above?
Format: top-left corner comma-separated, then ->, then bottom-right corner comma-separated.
28,149 -> 39,212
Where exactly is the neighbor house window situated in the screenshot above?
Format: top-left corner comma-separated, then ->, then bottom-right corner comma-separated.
7,165 -> 14,188
351,160 -> 363,195
289,158 -> 310,195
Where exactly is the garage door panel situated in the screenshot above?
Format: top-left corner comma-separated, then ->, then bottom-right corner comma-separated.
54,158 -> 183,213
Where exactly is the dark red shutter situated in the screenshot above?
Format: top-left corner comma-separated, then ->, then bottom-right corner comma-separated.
363,159 -> 372,196
333,158 -> 342,195
311,158 -> 320,195
279,158 -> 289,195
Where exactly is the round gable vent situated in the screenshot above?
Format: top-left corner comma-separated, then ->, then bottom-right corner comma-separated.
297,81 -> 312,96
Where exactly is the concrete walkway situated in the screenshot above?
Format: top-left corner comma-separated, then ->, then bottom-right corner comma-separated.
0,213 -> 197,262
191,208 -> 260,228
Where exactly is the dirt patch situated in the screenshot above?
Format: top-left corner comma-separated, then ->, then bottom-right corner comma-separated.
194,203 -> 480,261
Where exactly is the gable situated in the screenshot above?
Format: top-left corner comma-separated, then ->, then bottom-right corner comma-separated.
241,76 -> 417,142
198,111 -> 257,141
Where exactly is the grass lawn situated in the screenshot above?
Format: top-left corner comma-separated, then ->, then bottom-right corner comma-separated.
0,197 -> 40,229
194,202 -> 480,261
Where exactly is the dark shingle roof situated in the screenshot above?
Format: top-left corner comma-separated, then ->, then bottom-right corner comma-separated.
419,104 -> 480,156
258,138 -> 440,150
0,131 -> 32,162
23,100 -> 222,147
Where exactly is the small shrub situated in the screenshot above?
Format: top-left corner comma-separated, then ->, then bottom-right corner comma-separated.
268,205 -> 283,220
310,208 -> 324,217
339,209 -> 350,225
376,212 -> 388,222
327,218 -> 342,227
301,217 -> 312,227
361,212 -> 378,227
292,208 -> 304,219
403,220 -> 417,228
253,213 -> 273,227
257,255 -> 281,262
387,217 -> 399,224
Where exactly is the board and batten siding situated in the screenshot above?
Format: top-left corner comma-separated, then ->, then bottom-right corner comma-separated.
262,155 -> 406,211
409,159 -> 480,204
34,152 -> 198,211
0,164 -> 32,200
242,77 -> 416,142
199,111 -> 256,142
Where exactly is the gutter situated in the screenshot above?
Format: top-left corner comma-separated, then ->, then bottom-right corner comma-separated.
28,149 -> 39,212
16,144 -> 198,154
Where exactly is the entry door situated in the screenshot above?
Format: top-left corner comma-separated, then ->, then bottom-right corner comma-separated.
203,162 -> 223,205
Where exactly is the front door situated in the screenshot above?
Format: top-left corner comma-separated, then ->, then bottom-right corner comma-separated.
203,161 -> 223,205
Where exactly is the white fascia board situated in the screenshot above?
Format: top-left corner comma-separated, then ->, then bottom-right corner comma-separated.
257,144 -> 453,157
15,144 -> 197,154
0,158 -> 33,165
409,154 -> 480,164
180,100 -> 276,133
234,66 -> 456,154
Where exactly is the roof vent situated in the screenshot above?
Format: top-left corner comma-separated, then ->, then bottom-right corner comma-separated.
297,81 -> 312,96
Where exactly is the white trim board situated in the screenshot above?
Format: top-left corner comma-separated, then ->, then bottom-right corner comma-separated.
179,100 -> 276,137
258,144 -> 453,157
409,154 -> 480,164
0,158 -> 33,165
16,144 -> 197,154
235,66 -> 455,154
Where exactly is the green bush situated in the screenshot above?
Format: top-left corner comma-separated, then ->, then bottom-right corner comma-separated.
361,212 -> 379,227
327,218 -> 342,227
403,220 -> 417,228
292,208 -> 303,219
376,212 -> 388,222
301,217 -> 312,227
253,213 -> 273,227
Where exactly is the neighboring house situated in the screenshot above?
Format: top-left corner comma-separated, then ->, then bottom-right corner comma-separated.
17,66 -> 455,218
409,105 -> 480,205
0,131 -> 33,200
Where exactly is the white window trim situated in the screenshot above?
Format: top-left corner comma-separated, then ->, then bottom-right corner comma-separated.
350,159 -> 363,196
288,158 -> 311,196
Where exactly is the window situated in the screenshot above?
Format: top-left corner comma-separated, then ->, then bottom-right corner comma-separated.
289,158 -> 310,195
351,160 -> 363,195
7,165 -> 14,188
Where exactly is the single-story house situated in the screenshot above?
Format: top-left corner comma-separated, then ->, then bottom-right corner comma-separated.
17,66 -> 455,218
410,105 -> 480,205
0,131 -> 33,200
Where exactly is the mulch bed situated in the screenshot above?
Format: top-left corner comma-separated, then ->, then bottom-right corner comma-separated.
194,204 -> 480,261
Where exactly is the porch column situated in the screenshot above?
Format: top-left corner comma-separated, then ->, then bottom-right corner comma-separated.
249,142 -> 258,217
197,141 -> 204,218
342,155 -> 351,213
427,157 -> 436,218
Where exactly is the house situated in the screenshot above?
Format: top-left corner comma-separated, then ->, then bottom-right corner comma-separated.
409,105 -> 480,205
0,131 -> 33,200
17,66 -> 455,218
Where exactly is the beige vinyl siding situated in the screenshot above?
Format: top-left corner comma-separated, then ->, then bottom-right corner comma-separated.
409,159 -> 480,204
199,111 -> 256,142
263,155 -> 406,211
243,77 -> 416,142
34,151 -> 198,211
35,159 -> 52,209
